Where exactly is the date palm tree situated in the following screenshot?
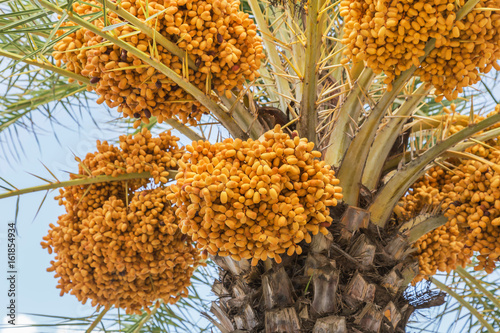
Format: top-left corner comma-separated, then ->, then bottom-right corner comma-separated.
1,0 -> 500,332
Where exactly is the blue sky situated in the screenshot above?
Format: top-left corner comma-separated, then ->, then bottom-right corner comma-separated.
0,105 -> 119,332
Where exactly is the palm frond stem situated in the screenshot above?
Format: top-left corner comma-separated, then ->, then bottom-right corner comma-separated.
455,266 -> 500,310
362,84 -> 431,190
323,66 -> 375,166
369,112 -> 500,226
0,48 -> 91,85
248,0 -> 293,112
337,66 -> 417,205
0,171 -> 175,200
382,125 -> 500,174
298,0 -> 322,144
163,118 -> 204,141
132,305 -> 160,333
220,94 -> 264,139
431,277 -> 496,333
403,215 -> 447,243
85,305 -> 111,333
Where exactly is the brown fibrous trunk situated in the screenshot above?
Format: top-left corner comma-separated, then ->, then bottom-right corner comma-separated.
206,204 -> 445,333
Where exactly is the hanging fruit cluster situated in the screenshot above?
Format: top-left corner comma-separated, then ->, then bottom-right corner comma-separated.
80,128 -> 183,180
413,221 -> 467,281
340,0 -> 500,100
397,167 -> 470,283
53,0 -> 264,127
167,125 -> 343,266
41,129 -> 203,314
395,106 -> 500,282
394,166 -> 448,221
441,158 -> 500,273
52,128 -> 183,220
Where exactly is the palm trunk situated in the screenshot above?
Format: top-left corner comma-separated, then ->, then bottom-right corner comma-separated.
206,205 -> 433,333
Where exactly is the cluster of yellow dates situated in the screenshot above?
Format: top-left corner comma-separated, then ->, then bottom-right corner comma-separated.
167,125 -> 343,266
53,0 -> 263,126
41,129 -> 202,314
340,0 -> 500,100
397,106 -> 500,282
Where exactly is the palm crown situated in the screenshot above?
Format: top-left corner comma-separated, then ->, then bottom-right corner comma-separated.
2,0 -> 500,331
